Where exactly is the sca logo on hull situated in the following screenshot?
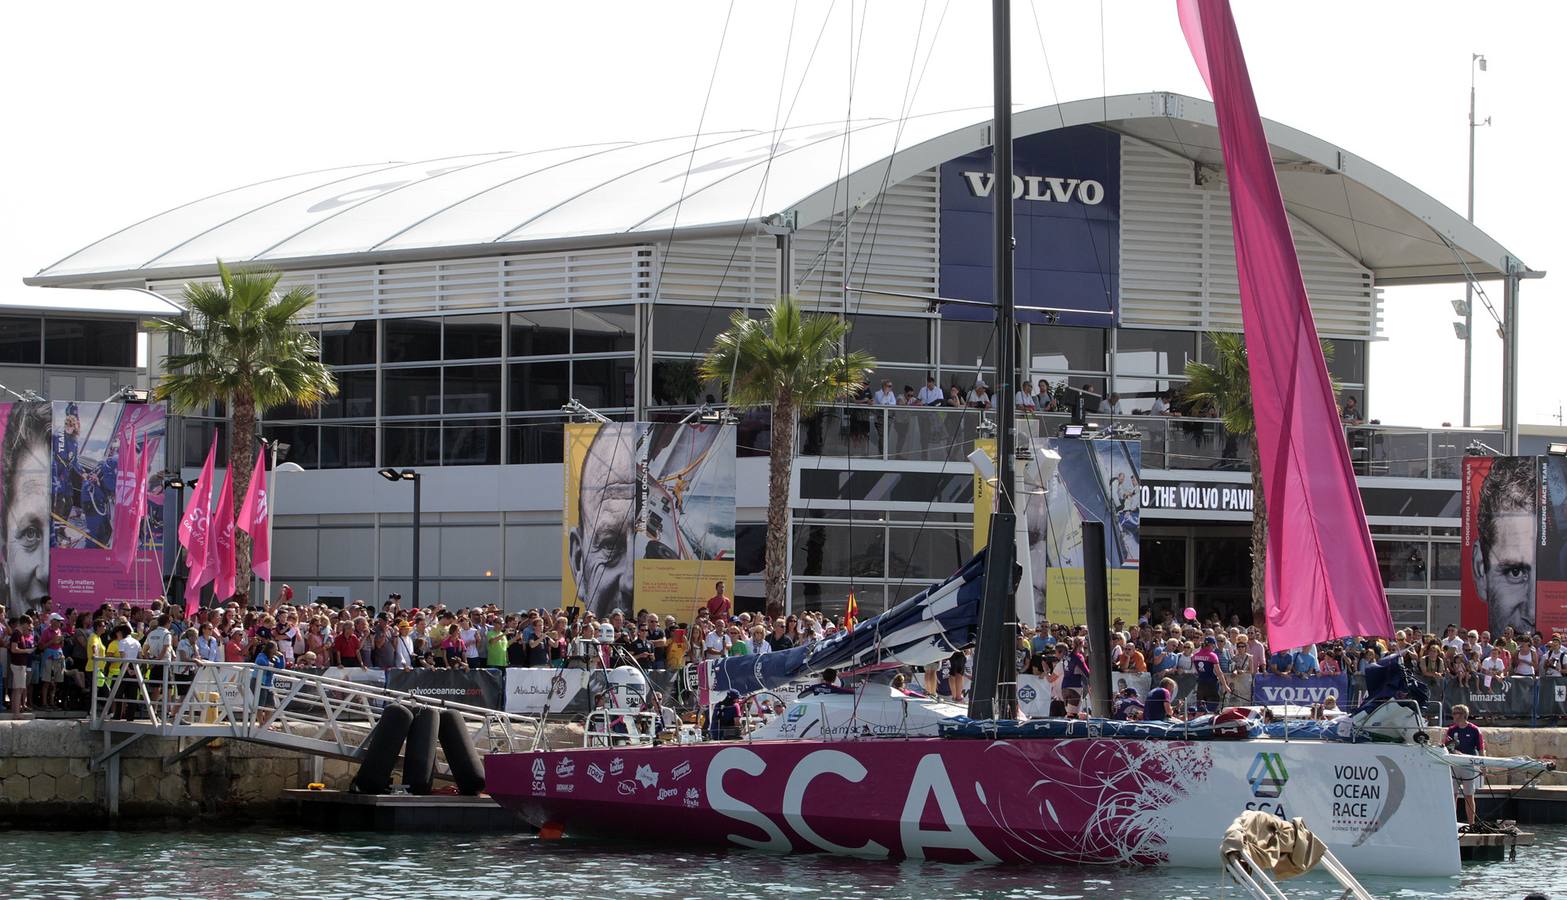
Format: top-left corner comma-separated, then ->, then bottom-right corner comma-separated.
1245,752 -> 1289,816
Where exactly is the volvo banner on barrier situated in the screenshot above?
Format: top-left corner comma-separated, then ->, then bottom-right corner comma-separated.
562,421 -> 735,620
1025,438 -> 1141,625
0,400 -> 166,611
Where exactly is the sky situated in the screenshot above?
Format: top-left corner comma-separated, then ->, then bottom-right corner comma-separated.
0,1 -> 1561,429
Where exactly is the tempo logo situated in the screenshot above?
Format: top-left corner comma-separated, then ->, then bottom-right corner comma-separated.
1248,752 -> 1289,799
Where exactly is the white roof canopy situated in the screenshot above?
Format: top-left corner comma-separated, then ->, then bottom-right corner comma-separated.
27,92 -> 1532,288
0,286 -> 180,317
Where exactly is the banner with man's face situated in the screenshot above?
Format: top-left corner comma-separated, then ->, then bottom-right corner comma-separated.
1462,456 -> 1539,636
1536,456 -> 1567,637
562,421 -> 735,621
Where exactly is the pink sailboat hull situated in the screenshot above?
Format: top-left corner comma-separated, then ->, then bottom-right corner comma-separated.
485,736 -> 1460,875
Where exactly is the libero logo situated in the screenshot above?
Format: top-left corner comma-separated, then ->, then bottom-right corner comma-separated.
959,172 -> 1106,205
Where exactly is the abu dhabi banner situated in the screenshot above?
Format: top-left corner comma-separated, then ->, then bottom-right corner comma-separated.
562,421 -> 735,620
0,401 -> 165,611
1460,455 -> 1567,637
1025,438 -> 1140,626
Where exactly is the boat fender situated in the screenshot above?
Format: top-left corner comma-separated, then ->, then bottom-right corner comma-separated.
351,703 -> 414,794
1211,707 -> 1254,739
403,706 -> 440,795
437,708 -> 487,796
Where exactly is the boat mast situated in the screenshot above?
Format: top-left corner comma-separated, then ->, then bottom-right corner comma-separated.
968,0 -> 1019,721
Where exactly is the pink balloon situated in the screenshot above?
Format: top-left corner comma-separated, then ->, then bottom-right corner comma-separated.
1183,607 -> 1197,621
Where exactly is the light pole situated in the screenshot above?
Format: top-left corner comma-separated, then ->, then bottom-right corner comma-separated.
378,467 -> 422,608
1464,52 -> 1489,427
263,438 -> 303,606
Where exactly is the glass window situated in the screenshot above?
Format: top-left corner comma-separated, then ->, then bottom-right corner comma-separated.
321,321 -> 376,366
573,358 -> 635,409
847,314 -> 930,364
0,317 -> 40,364
181,421 -> 227,468
509,360 -> 570,412
887,527 -> 971,581
1116,329 -> 1196,377
262,424 -> 319,469
1140,536 -> 1187,588
1431,542 -> 1461,591
654,305 -> 735,355
266,398 -> 317,421
383,424 -> 441,467
798,470 -> 972,504
320,425 -> 375,469
1376,540 -> 1428,591
44,318 -> 135,367
509,310 -> 571,357
573,305 -> 636,354
734,524 -> 766,577
792,524 -> 885,578
940,320 -> 996,369
444,419 -> 501,466
651,359 -> 717,406
320,370 -> 376,419
1326,338 -> 1367,386
383,367 -> 441,416
508,417 -> 565,465
444,365 -> 502,414
789,583 -> 883,616
383,317 -> 441,363
1031,325 -> 1106,373
444,314 -> 502,360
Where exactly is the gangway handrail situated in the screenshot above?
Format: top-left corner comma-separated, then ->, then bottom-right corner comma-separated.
89,655 -> 547,759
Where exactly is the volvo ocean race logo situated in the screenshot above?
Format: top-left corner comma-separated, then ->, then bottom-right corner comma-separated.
1247,752 -> 1288,799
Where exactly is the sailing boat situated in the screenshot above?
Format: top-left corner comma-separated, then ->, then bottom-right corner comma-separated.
484,0 -> 1543,874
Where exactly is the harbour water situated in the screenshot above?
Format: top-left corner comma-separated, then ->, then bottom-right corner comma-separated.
3,826 -> 1564,899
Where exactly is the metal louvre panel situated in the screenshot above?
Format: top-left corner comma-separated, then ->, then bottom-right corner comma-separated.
652,234 -> 779,306
148,246 -> 650,322
794,168 -> 940,315
1119,137 -> 1380,340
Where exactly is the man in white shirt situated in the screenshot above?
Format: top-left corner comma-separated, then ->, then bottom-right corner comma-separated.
917,376 -> 944,407
1441,625 -> 1465,654
967,383 -> 991,408
1148,393 -> 1169,416
143,614 -> 173,661
872,380 -> 898,406
1105,393 -> 1125,416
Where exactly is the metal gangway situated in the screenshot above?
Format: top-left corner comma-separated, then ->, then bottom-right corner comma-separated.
89,656 -> 544,810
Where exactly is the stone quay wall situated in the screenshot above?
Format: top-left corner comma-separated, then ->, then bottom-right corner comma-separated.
0,719 -> 583,823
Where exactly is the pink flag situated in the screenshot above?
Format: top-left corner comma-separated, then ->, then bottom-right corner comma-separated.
110,416 -> 142,571
182,435 -> 218,617
1178,0 -> 1392,647
212,465 -> 237,603
237,450 -> 270,583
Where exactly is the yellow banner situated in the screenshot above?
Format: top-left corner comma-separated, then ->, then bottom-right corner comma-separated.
973,437 -> 996,549
1043,567 -> 1140,626
561,422 -> 604,610
634,559 -> 736,622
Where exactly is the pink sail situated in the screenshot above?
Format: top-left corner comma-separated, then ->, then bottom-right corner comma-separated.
212,463 -> 237,603
181,435 -> 218,616
1178,0 -> 1392,646
109,416 -> 142,571
236,451 -> 270,583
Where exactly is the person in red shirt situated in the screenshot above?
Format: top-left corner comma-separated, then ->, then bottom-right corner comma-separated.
705,581 -> 732,622
223,629 -> 247,663
334,622 -> 362,668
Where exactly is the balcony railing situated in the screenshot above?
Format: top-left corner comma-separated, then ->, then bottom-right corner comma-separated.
735,403 -> 1501,478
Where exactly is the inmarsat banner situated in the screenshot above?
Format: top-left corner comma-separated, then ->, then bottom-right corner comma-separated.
1025,437 -> 1141,626
0,401 -> 166,611
562,422 -> 735,620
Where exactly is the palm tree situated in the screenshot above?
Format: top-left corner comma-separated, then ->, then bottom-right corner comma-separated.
153,261 -> 338,601
1184,331 -> 1335,637
701,296 -> 875,613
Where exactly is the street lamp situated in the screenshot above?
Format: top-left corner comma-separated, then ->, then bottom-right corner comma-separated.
379,467 -> 423,608
263,437 -> 304,606
1463,52 -> 1491,427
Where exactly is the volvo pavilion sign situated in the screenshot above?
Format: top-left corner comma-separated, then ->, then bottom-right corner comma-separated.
958,172 -> 1106,205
